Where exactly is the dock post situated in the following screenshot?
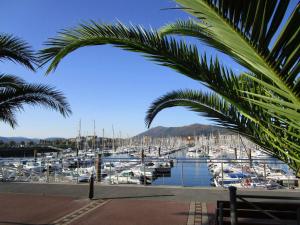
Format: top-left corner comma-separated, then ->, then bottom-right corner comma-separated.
234,148 -> 237,160
141,149 -> 144,164
109,163 -> 112,184
221,162 -> 224,188
181,161 -> 184,186
89,174 -> 94,199
34,149 -> 37,162
76,157 -> 79,184
249,149 -> 252,167
143,162 -> 146,185
95,154 -> 102,182
229,186 -> 237,225
263,162 -> 266,180
47,164 -> 50,183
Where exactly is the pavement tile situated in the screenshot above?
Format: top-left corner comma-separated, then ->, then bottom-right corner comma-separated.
0,193 -> 88,225
69,199 -> 189,225
206,203 -> 217,225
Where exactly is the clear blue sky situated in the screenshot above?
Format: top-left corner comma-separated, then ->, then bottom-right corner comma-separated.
0,0 -> 296,138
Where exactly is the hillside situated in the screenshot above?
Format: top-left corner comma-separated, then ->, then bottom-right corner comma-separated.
135,124 -> 232,138
0,137 -> 65,143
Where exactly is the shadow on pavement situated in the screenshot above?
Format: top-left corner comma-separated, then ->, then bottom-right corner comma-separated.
92,194 -> 175,200
0,222 -> 50,225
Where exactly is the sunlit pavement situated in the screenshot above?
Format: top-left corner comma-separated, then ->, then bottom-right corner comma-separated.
0,193 -> 88,225
1,183 -> 299,225
0,193 -> 215,225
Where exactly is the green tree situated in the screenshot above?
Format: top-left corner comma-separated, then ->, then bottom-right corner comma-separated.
9,140 -> 16,147
39,0 -> 299,171
0,34 -> 71,127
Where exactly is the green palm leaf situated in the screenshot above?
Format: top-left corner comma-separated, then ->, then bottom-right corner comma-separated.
146,89 -> 300,168
0,34 -> 36,71
0,33 -> 72,128
159,0 -> 300,135
38,1 -> 300,171
38,22 -> 268,127
165,0 -> 300,100
0,74 -> 72,127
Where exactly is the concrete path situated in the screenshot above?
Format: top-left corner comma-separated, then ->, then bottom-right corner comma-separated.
0,192 -> 215,225
1,183 -> 299,225
1,183 -> 299,202
69,199 -> 190,225
0,193 -> 88,225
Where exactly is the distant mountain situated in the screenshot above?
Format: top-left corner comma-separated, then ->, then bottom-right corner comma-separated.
135,124 -> 232,138
0,137 -> 40,143
44,137 -> 66,141
0,136 -> 68,144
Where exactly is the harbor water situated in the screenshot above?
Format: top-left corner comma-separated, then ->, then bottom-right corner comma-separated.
105,148 -> 212,187
152,148 -> 212,186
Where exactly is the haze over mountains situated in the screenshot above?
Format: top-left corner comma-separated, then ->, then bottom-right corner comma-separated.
0,137 -> 64,143
0,124 -> 231,143
135,124 -> 232,138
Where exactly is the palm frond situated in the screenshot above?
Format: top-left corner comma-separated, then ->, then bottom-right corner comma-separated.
146,89 -> 300,167
163,0 -> 300,101
0,34 -> 36,71
39,22 -> 245,97
39,22 -> 202,76
0,76 -> 72,127
0,73 -> 25,89
38,4 -> 300,170
146,89 -> 243,130
0,107 -> 17,128
39,21 -> 299,126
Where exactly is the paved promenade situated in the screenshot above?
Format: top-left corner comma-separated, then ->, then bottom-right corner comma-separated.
0,183 -> 299,225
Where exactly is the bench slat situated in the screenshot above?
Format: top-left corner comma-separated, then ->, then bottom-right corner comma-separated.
220,208 -> 297,219
217,201 -> 300,211
216,199 -> 300,225
221,217 -> 297,225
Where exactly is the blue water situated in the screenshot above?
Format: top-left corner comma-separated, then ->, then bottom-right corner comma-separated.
104,149 -> 292,187
104,149 -> 213,187
152,149 -> 212,187
152,160 -> 212,186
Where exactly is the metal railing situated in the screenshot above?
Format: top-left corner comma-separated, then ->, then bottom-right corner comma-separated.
0,157 -> 294,188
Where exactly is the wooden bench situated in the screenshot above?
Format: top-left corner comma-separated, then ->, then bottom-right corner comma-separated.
215,186 -> 300,225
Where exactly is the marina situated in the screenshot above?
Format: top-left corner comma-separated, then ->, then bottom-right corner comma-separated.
1,134 -> 298,189
1,1 -> 299,224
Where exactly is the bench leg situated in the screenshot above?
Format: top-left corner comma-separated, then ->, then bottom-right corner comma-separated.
297,207 -> 300,225
229,186 -> 237,225
218,202 -> 223,225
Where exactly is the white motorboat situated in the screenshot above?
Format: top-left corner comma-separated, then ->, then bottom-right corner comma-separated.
24,161 -> 44,172
107,170 -> 141,184
131,164 -> 155,179
186,147 -> 208,158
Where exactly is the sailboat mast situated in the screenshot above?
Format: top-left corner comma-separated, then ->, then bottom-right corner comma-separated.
102,128 -> 105,150
76,119 -> 81,155
93,120 -> 96,151
112,125 -> 115,151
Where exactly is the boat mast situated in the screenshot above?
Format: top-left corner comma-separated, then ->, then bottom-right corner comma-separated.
119,131 -> 122,147
93,120 -> 96,151
76,119 -> 81,156
102,128 -> 105,151
112,125 -> 115,151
